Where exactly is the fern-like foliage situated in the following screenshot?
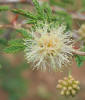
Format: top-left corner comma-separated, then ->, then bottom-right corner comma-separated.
32,0 -> 44,17
0,6 -> 9,11
4,39 -> 25,53
12,9 -> 37,20
49,0 -> 74,7
0,38 -> 7,46
75,47 -> 85,67
3,0 -> 72,54
4,46 -> 25,53
11,0 -> 57,23
16,28 -> 32,38
4,28 -> 32,53
55,11 -> 72,29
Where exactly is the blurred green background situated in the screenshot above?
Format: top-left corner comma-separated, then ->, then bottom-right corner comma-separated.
0,0 -> 85,100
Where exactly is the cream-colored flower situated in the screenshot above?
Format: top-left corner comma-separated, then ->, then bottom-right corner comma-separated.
24,22 -> 73,71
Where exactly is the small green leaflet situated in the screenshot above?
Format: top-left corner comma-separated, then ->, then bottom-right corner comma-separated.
4,39 -> 25,53
16,28 -> 32,39
4,28 -> 32,54
75,46 -> 85,67
4,46 -> 25,53
0,38 -> 7,46
12,9 -> 37,19
8,39 -> 24,46
0,6 -> 9,11
0,64 -> 2,69
75,55 -> 85,67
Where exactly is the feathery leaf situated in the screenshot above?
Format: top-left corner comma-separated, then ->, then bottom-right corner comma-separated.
4,46 -> 25,53
12,9 -> 37,19
16,28 -> 32,39
0,6 -> 9,11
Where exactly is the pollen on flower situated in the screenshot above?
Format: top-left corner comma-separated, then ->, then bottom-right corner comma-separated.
24,22 -> 73,71
37,34 -> 63,56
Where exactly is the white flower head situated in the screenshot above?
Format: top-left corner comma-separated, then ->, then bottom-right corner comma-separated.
24,22 -> 73,71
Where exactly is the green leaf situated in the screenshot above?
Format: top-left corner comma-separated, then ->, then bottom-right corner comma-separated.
3,30 -> 32,54
8,39 -> 24,46
49,0 -> 64,7
75,47 -> 85,67
42,3 -> 52,21
75,55 -> 84,67
82,0 -> 85,9
0,6 -> 9,11
32,0 -> 45,19
12,9 -> 37,19
16,28 -> 32,38
27,19 -> 37,24
55,11 -> 72,29
0,38 -> 7,46
61,0 -> 74,4
0,64 -> 2,69
49,0 -> 74,7
0,29 -> 5,35
32,0 -> 41,14
4,46 -> 25,53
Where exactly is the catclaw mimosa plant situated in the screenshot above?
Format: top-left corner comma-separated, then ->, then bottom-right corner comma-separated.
0,0 -> 85,98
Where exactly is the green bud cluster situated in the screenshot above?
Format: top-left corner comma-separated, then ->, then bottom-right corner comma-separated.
56,75 -> 80,97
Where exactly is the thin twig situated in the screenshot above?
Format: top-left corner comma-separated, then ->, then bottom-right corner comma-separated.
0,24 -> 15,29
0,0 -> 32,5
72,49 -> 85,56
3,3 -> 19,40
0,23 -> 32,29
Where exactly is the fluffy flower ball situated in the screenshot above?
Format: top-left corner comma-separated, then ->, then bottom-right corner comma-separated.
24,22 -> 73,71
56,75 -> 80,97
